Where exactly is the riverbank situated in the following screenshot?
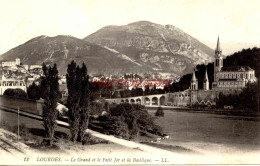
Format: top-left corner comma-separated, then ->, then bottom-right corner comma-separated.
1,106 -> 260,164
146,105 -> 259,117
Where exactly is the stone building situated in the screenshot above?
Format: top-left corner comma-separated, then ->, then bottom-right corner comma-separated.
168,69 -> 218,107
167,36 -> 256,107
212,37 -> 257,94
1,58 -> 20,67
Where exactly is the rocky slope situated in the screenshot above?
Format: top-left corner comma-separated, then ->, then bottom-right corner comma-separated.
0,35 -> 144,75
0,21 -> 215,77
84,21 -> 215,76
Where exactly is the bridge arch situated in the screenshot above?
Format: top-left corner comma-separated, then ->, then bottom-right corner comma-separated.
121,99 -> 125,103
125,99 -> 129,103
136,98 -> 141,104
159,96 -> 166,106
152,97 -> 158,105
144,97 -> 150,105
130,99 -> 135,104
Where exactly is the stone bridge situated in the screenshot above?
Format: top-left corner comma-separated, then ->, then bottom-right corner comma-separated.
106,94 -> 168,106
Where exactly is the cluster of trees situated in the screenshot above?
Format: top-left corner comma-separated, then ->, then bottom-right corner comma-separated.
38,61 -> 90,145
217,82 -> 259,113
224,47 -> 260,78
97,103 -> 164,139
88,81 -> 114,101
112,86 -> 166,99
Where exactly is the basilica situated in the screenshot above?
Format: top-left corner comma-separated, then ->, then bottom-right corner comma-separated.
168,37 -> 257,106
212,37 -> 257,93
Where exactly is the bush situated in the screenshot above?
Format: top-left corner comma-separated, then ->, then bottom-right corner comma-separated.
3,88 -> 28,99
109,103 -> 164,138
27,82 -> 41,100
90,101 -> 104,115
98,115 -> 129,139
155,107 -> 164,117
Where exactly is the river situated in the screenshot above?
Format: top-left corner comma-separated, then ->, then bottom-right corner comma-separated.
148,109 -> 260,153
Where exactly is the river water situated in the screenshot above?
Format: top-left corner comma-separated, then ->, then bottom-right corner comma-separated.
148,109 -> 260,153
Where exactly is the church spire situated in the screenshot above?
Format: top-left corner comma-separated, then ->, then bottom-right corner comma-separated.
204,68 -> 209,81
191,68 -> 198,90
203,67 -> 209,90
216,36 -> 220,51
215,35 -> 222,55
192,69 -> 196,82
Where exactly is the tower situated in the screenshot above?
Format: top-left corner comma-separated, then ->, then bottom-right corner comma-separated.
190,69 -> 198,90
214,36 -> 223,82
15,58 -> 20,66
203,67 -> 209,90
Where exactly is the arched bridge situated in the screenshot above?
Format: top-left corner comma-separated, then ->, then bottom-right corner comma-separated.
106,94 -> 167,106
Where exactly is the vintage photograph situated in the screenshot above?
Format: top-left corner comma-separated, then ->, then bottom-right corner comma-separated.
0,0 -> 259,165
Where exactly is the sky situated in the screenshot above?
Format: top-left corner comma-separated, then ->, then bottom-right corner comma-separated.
0,0 -> 260,55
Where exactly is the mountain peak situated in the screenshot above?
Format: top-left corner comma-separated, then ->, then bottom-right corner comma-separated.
84,21 -> 214,76
127,21 -> 158,26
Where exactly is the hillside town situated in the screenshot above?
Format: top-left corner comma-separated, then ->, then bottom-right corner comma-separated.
0,58 -> 172,97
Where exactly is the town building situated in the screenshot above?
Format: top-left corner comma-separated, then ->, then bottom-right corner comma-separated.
0,71 -> 26,95
1,58 -> 20,67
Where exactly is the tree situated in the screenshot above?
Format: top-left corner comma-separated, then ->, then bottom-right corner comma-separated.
41,63 -> 61,146
77,63 -> 90,142
112,91 -> 121,98
144,86 -> 151,95
66,61 -> 82,142
131,88 -> 143,97
89,81 -> 102,101
238,82 -> 258,112
66,61 -> 90,142
3,88 -> 28,99
27,82 -> 41,100
216,83 -> 259,113
155,106 -> 164,117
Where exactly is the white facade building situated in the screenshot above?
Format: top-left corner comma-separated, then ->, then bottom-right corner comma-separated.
1,58 -> 20,67
212,37 -> 257,93
0,75 -> 26,95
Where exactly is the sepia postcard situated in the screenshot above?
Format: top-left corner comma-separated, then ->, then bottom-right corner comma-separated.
0,0 -> 259,165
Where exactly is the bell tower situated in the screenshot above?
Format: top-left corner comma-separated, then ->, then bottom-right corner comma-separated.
214,36 -> 223,82
190,69 -> 198,90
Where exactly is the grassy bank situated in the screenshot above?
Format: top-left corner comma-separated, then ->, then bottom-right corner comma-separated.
146,106 -> 259,117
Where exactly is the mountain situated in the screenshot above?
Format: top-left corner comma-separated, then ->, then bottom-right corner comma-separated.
0,35 -> 144,75
0,21 -> 215,77
84,21 -> 215,76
